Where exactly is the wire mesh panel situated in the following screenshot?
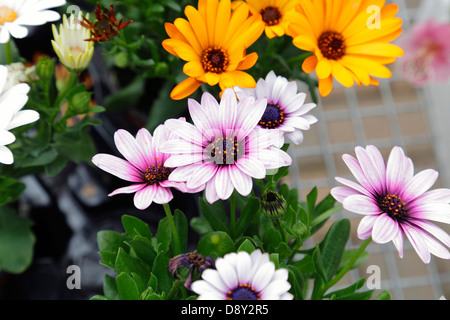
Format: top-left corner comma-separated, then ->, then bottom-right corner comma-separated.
286,0 -> 450,299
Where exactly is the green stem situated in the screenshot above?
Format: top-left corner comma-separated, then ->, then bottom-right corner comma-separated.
4,40 -> 12,64
316,237 -> 372,299
163,203 -> 181,256
275,218 -> 287,244
229,193 -> 236,236
54,70 -> 78,109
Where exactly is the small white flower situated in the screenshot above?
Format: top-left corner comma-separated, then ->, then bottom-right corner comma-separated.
51,12 -> 94,72
4,62 -> 36,90
0,0 -> 66,43
234,70 -> 318,146
191,250 -> 293,300
0,65 -> 39,165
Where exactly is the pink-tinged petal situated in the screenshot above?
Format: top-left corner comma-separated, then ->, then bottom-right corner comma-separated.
411,220 -> 450,248
136,128 -> 154,165
343,194 -> 381,215
355,146 -> 385,195
187,162 -> 218,189
108,183 -> 146,197
248,128 -> 284,151
188,96 -> 218,134
152,124 -> 175,155
205,174 -> 220,204
229,166 -> 253,197
153,186 -> 173,204
357,215 -> 377,239
392,227 -> 405,258
415,227 -> 450,260
219,88 -> 237,132
255,77 -> 269,100
168,164 -> 201,182
159,180 -> 188,193
235,156 -> 266,180
289,102 -> 316,117
215,166 -> 234,200
133,185 -> 158,210
255,147 -> 292,169
270,76 -> 288,104
331,186 -> 362,203
400,169 -> 439,202
164,118 -> 205,146
92,154 -> 143,182
414,188 -> 450,204
164,152 -> 205,168
236,97 -> 267,139
366,145 -> 387,191
159,139 -> 203,155
114,129 -> 148,171
335,177 -> 372,198
402,223 -> 431,264
386,146 -> 414,195
282,92 -> 306,114
342,154 -> 377,196
408,202 -> 450,224
372,213 -> 399,244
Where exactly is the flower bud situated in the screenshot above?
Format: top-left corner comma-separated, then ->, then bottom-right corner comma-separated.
261,190 -> 286,219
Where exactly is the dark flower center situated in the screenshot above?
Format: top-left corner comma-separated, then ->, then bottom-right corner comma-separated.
259,103 -> 284,129
318,31 -> 346,60
201,47 -> 229,74
144,164 -> 172,185
260,6 -> 282,26
261,190 -> 286,219
378,194 -> 408,222
227,283 -> 260,300
206,136 -> 243,165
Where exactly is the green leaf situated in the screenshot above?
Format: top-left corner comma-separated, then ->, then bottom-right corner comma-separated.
116,272 -> 140,300
156,217 -> 171,253
237,239 -> 255,254
104,76 -> 145,112
198,196 -> 229,233
319,219 -> 350,281
0,177 -> 26,206
375,290 -> 391,300
198,231 -> 235,259
306,187 -> 318,215
115,247 -> 151,284
0,207 -> 35,273
152,253 -> 171,294
324,278 -> 366,299
312,244 -> 327,282
103,274 -> 120,300
121,215 -> 153,241
125,237 -> 157,266
337,249 -> 370,273
288,265 -> 305,300
174,209 -> 188,253
234,196 -> 260,237
190,217 -> 213,236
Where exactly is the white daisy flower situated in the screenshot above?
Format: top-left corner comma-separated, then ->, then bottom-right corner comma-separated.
0,65 -> 39,165
51,12 -> 94,72
191,250 -> 293,300
0,0 -> 66,43
234,70 -> 318,145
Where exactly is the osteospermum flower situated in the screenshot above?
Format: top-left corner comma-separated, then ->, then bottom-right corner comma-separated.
0,0 -> 66,43
234,70 -> 317,145
51,12 -> 94,72
400,20 -> 450,86
91,126 -> 202,210
162,0 -> 265,100
331,145 -> 450,264
169,252 -> 215,289
191,249 -> 293,300
79,2 -> 132,42
0,65 -> 39,165
159,88 -> 292,204
234,0 -> 297,39
288,1 -> 404,97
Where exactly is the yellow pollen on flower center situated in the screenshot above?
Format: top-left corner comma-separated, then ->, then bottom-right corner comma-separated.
69,46 -> 85,55
201,47 -> 229,74
0,6 -> 17,25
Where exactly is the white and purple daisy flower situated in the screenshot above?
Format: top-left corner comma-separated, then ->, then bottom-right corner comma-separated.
92,125 -> 202,210
159,88 -> 292,204
191,250 -> 293,300
233,70 -> 318,145
331,145 -> 450,264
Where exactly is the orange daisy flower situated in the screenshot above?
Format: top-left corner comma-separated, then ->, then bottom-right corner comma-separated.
162,0 -> 265,100
288,0 -> 404,97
